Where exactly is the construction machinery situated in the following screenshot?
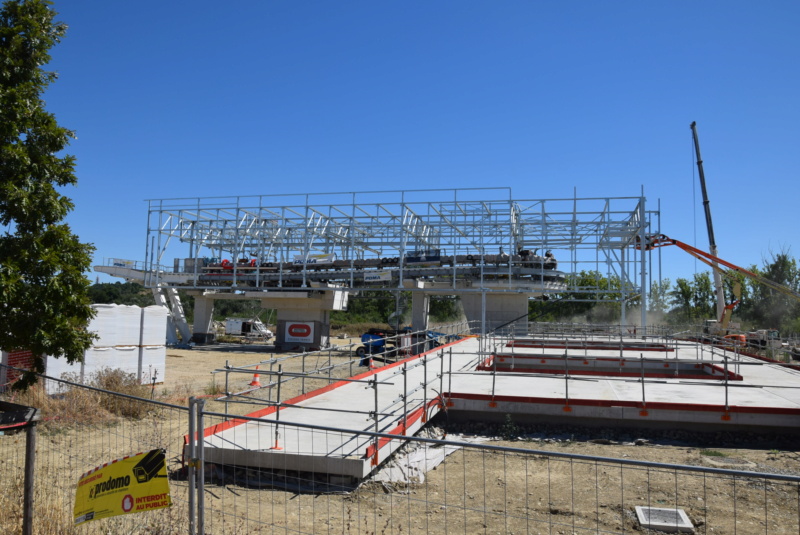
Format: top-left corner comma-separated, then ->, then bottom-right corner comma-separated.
354,327 -> 458,365
691,121 -> 727,319
639,234 -> 800,335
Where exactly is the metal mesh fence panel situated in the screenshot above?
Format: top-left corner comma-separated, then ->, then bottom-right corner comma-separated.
3,359 -> 800,534
0,370 -> 190,535
193,408 -> 800,535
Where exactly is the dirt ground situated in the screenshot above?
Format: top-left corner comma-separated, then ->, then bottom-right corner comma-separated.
158,342 -> 800,534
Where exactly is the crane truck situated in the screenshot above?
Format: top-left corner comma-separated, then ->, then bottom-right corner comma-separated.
638,234 -> 800,345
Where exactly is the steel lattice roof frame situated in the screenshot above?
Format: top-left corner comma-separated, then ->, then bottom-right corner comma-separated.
144,188 -> 659,311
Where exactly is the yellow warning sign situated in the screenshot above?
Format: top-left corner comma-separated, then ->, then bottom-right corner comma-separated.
74,449 -> 171,525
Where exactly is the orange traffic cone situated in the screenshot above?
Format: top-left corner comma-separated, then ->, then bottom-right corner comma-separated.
249,366 -> 262,387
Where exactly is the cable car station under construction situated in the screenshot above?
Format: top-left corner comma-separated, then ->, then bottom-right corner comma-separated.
96,187 -> 800,483
98,188 -> 657,349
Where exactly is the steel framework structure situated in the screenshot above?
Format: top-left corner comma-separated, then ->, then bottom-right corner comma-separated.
143,188 -> 658,321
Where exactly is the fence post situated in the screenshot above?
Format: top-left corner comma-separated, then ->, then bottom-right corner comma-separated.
640,353 -> 646,408
491,344 -> 497,400
423,354 -> 428,422
439,348 -> 444,402
271,365 -> 283,450
448,347 -> 453,396
197,398 -> 206,535
268,354 -> 275,402
301,350 -> 306,395
187,397 -> 197,535
402,362 -> 408,430
723,355 -> 729,412
371,377 -> 379,465
224,361 -> 230,418
563,351 -> 570,410
22,420 -> 37,535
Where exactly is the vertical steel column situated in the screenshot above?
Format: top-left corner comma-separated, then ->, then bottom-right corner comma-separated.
639,192 -> 648,331
620,246 -> 627,326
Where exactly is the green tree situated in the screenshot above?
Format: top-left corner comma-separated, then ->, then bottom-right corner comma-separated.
667,277 -> 694,324
691,272 -> 715,320
648,278 -> 671,315
739,252 -> 800,332
88,282 -> 154,307
529,271 -> 621,323
0,0 -> 95,388
331,290 -> 403,326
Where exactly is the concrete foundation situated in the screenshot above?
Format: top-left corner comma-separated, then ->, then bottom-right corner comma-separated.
195,336 -> 800,482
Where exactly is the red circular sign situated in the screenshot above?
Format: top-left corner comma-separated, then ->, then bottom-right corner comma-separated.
288,324 -> 311,337
122,494 -> 134,512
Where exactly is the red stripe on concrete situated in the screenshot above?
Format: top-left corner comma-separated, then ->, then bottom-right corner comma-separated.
445,392 -> 800,415
364,397 -> 443,461
478,357 -> 743,381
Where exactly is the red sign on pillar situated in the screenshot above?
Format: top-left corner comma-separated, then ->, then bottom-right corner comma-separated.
285,323 -> 314,343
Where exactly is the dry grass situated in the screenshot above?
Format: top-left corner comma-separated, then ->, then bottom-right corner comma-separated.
6,368 -> 152,432
0,368 -> 189,535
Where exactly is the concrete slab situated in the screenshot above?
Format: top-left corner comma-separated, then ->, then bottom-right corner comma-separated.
195,335 -> 800,480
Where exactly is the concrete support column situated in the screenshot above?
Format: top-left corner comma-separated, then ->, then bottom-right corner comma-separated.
461,293 -> 529,337
191,296 -> 216,344
411,292 -> 430,332
262,290 -> 349,351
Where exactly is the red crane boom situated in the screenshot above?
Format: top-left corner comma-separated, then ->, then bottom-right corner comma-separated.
639,234 -> 800,303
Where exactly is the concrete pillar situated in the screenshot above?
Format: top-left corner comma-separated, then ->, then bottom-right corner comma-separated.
191,296 -> 216,344
260,290 -> 349,351
461,293 -> 529,336
411,292 -> 430,331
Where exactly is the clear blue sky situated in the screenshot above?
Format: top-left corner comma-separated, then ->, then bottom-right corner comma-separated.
42,1 -> 799,285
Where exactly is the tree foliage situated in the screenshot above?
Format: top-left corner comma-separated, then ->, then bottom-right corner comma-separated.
88,281 -> 154,308
0,0 -> 95,387
529,271 -> 622,323
522,255 -> 800,334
